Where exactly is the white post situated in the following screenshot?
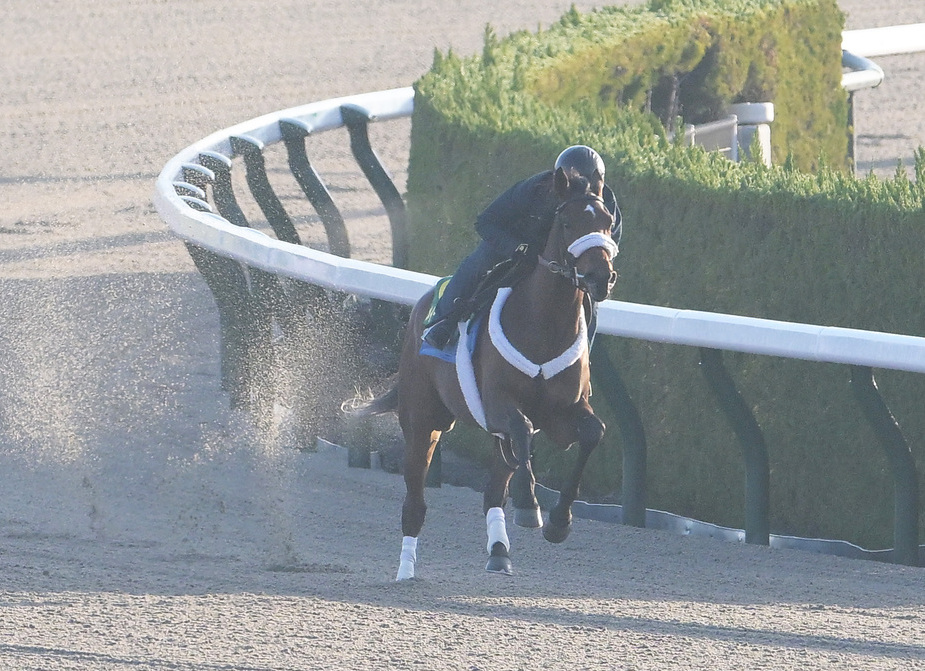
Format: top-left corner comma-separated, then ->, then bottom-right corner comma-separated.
728,102 -> 774,167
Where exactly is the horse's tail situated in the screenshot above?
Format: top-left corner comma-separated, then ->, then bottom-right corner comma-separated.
342,375 -> 399,417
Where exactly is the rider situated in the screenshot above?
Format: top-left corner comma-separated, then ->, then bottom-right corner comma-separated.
421,145 -> 622,350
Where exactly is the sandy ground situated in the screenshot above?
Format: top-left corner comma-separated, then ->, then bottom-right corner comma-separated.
0,1 -> 924,669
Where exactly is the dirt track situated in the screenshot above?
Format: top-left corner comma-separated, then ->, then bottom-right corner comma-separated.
1,1 -> 924,668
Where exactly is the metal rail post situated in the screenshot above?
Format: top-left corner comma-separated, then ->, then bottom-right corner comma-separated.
590,347 -> 647,527
197,151 -> 279,421
340,104 -> 408,269
230,135 -> 301,245
279,118 -> 351,258
699,348 -> 770,545
178,164 -> 254,409
849,365 -> 920,566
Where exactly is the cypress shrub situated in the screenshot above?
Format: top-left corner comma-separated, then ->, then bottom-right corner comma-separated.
406,0 -> 925,549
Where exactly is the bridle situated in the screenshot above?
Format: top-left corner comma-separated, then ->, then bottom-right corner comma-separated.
539,193 -> 618,292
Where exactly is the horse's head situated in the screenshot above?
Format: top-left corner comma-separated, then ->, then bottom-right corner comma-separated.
543,166 -> 618,302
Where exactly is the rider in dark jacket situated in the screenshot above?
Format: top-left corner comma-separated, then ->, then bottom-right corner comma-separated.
422,145 -> 622,349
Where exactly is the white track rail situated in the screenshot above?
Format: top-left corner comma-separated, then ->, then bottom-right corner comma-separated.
154,85 -> 925,376
154,87 -> 429,305
841,24 -> 925,91
842,23 -> 925,58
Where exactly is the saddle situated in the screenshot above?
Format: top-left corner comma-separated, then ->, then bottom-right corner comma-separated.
422,243 -> 537,348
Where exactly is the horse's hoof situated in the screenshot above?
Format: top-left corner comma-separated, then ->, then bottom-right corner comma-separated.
543,522 -> 571,544
514,507 -> 543,529
485,542 -> 513,576
396,559 -> 415,581
486,555 -> 513,575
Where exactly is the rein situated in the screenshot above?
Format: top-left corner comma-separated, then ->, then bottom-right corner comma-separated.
537,255 -> 576,283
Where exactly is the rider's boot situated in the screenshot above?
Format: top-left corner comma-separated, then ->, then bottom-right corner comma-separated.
422,318 -> 455,349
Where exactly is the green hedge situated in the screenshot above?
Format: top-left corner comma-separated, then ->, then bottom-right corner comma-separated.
406,0 -> 925,549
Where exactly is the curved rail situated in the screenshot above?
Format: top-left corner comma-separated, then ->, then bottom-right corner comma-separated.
155,80 -> 923,564
155,86 -> 925,375
842,23 -> 925,58
840,24 -> 925,170
841,50 -> 884,92
154,87 -> 416,288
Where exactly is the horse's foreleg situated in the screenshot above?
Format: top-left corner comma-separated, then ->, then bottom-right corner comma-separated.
484,506 -> 513,575
481,411 -> 536,575
544,411 -> 605,544
510,455 -> 543,528
483,437 -> 516,575
504,414 -> 543,529
397,427 -> 441,580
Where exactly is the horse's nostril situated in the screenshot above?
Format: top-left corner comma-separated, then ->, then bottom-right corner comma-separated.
609,271 -> 617,286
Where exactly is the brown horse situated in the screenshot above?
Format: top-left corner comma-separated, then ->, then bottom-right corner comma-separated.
362,166 -> 617,579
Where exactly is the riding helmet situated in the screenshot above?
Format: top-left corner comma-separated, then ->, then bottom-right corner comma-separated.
554,145 -> 605,180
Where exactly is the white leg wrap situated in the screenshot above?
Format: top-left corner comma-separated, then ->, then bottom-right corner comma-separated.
486,507 -> 510,553
396,536 -> 417,581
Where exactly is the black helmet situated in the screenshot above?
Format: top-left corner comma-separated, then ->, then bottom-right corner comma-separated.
554,145 -> 605,180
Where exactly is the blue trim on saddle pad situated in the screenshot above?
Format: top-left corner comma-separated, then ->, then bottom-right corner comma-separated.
419,314 -> 484,363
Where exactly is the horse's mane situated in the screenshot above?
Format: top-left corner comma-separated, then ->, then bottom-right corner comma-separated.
568,174 -> 592,194
559,172 -> 593,201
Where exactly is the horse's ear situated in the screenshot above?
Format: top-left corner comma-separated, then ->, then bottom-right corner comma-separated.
589,168 -> 604,195
554,166 -> 570,200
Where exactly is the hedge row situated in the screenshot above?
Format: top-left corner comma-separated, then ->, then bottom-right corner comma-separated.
405,0 -> 925,549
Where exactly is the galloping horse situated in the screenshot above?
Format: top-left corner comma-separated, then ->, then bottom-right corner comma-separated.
362,166 -> 617,579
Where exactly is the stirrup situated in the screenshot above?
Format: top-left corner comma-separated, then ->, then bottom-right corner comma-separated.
422,320 -> 454,349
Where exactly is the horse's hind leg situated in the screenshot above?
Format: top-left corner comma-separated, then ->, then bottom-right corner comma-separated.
396,425 -> 442,580
544,408 -> 605,544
